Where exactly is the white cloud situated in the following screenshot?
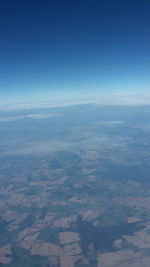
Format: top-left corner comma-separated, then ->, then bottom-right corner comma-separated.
0,113 -> 61,122
1,92 -> 150,111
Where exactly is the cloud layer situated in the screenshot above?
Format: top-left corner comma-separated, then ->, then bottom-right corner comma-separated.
1,92 -> 150,111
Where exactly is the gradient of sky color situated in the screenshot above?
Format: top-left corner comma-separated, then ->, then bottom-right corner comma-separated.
0,0 -> 150,101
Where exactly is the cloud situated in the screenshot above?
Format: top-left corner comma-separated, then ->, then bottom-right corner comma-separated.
0,113 -> 61,122
1,92 -> 150,111
4,140 -> 76,155
100,120 -> 125,125
4,132 -> 129,156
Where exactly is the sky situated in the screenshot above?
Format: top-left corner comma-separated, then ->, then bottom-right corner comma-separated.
0,0 -> 150,102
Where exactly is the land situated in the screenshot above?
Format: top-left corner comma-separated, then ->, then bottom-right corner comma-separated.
1,105 -> 150,266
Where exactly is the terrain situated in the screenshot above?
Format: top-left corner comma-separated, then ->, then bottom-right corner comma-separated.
1,104 -> 150,266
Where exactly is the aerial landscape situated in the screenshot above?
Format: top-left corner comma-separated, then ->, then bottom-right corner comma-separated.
0,0 -> 150,266
1,104 -> 150,266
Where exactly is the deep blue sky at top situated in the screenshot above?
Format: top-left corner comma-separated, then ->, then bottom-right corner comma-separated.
0,0 -> 150,100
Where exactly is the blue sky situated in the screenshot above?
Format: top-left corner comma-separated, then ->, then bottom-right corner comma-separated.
0,0 -> 150,102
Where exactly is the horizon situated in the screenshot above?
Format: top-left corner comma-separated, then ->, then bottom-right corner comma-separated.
1,91 -> 150,111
